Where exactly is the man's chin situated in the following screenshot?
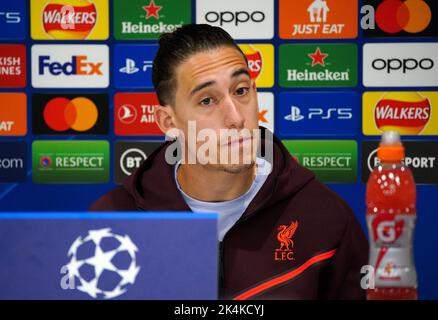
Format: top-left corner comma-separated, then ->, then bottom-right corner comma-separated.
216,161 -> 256,174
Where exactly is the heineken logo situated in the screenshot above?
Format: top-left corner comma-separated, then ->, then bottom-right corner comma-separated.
279,43 -> 357,87
308,47 -> 328,67
114,0 -> 191,40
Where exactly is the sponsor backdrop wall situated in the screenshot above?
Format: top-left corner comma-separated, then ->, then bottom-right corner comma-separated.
0,0 -> 437,298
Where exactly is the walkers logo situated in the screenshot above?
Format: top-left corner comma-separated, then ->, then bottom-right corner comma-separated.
31,45 -> 109,88
32,140 -> 109,183
32,94 -> 109,135
115,93 -> 164,136
257,92 -> 274,132
279,0 -> 358,39
0,0 -> 26,39
239,44 -> 274,88
0,44 -> 26,88
196,0 -> 274,39
363,92 -> 438,136
283,140 -> 357,183
279,92 -> 358,137
114,141 -> 163,184
362,141 -> 438,184
0,93 -> 26,136
363,0 -> 436,37
275,220 -> 298,262
31,0 -> 108,40
363,43 -> 438,87
114,44 -> 158,88
279,44 -> 357,87
0,141 -> 27,183
114,0 -> 191,40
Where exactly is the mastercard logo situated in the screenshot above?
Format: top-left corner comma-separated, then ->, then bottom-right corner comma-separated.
42,0 -> 97,40
374,92 -> 431,135
43,97 -> 98,132
376,0 -> 432,34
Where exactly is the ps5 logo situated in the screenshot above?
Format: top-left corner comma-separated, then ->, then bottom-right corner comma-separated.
0,12 -> 21,24
119,58 -> 153,75
284,106 -> 353,122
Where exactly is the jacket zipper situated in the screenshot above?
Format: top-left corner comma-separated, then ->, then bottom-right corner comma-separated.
218,180 -> 278,299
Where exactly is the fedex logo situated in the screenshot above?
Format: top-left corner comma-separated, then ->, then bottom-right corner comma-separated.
32,45 -> 109,88
38,56 -> 103,76
279,92 -> 358,137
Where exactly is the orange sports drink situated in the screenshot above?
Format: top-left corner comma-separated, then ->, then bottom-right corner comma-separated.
366,131 -> 417,300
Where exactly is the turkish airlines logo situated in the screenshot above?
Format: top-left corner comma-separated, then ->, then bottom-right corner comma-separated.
114,93 -> 164,136
42,1 -> 97,39
375,0 -> 431,34
374,92 -> 431,135
118,104 -> 137,124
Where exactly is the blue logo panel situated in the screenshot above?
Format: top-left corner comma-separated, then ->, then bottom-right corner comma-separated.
0,141 -> 27,183
0,0 -> 26,40
278,92 -> 359,137
114,44 -> 158,88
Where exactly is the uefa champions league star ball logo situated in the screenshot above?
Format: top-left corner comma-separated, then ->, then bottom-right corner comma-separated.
64,228 -> 140,299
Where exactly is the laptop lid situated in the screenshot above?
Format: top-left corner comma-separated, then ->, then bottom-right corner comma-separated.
0,212 -> 218,300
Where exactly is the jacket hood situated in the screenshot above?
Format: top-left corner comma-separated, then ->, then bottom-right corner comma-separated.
123,127 -> 316,217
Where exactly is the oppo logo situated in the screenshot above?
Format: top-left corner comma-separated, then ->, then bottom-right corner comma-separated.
372,57 -> 434,74
205,11 -> 265,26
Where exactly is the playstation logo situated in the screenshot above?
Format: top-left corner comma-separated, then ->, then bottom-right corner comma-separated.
119,59 -> 140,74
284,106 -> 305,122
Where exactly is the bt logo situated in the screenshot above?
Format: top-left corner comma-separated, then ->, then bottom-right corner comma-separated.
372,58 -> 434,74
38,56 -> 103,76
0,12 -> 21,24
284,106 -> 353,122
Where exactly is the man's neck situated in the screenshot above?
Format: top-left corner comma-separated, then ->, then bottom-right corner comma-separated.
176,163 -> 257,202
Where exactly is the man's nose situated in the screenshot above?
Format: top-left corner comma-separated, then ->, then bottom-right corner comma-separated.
222,95 -> 245,129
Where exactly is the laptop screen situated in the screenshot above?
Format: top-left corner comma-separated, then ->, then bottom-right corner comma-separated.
0,212 -> 218,300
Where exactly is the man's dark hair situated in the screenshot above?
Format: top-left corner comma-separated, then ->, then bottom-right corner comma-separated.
152,24 -> 247,106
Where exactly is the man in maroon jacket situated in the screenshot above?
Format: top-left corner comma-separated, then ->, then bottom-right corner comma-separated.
90,24 -> 368,300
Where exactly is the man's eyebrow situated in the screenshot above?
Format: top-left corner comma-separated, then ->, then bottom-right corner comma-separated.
232,68 -> 251,78
189,68 -> 250,97
190,80 -> 216,97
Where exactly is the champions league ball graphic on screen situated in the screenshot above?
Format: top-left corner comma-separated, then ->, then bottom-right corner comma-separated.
64,228 -> 141,299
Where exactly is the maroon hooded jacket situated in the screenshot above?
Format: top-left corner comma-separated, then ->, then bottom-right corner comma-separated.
90,131 -> 369,300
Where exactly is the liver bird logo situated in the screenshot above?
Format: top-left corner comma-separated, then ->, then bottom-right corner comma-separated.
276,221 -> 299,252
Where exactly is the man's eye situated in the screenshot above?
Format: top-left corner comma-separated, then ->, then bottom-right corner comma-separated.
235,87 -> 249,96
199,97 -> 214,106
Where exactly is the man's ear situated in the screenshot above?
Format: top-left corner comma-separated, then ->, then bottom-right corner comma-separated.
154,105 -> 177,137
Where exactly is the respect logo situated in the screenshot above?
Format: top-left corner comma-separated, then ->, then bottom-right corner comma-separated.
363,92 -> 438,136
31,0 -> 109,40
